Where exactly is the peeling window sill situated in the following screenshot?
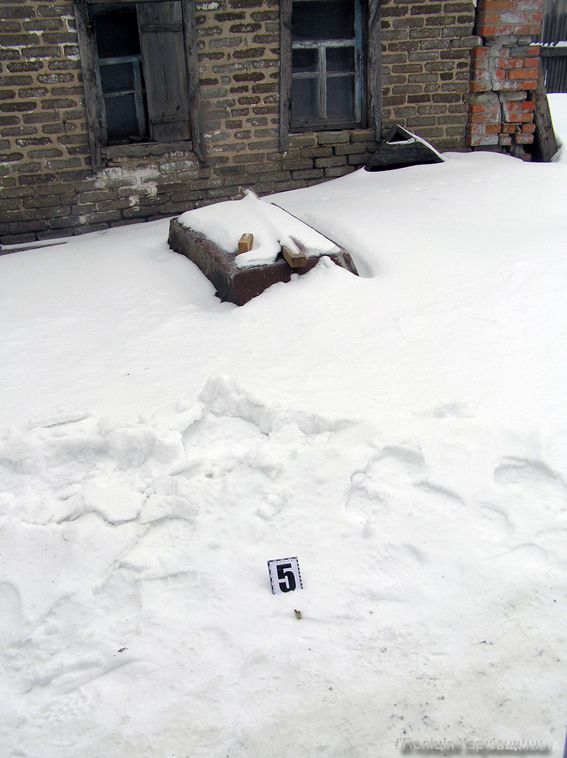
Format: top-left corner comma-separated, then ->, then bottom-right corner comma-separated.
291,121 -> 362,133
102,140 -> 195,160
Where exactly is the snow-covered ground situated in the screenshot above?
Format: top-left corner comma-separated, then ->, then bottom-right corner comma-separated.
547,92 -> 567,162
1,116 -> 567,756
548,92 -> 567,162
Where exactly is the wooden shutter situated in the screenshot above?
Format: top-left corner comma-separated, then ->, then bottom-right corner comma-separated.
74,0 -> 104,170
137,0 -> 191,142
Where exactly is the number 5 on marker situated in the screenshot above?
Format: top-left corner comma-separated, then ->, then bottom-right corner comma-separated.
268,557 -> 303,595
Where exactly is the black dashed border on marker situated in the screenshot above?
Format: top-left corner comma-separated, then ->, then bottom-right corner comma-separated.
295,557 -> 303,590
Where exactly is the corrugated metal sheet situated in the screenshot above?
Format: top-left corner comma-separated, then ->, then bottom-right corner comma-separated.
541,0 -> 567,92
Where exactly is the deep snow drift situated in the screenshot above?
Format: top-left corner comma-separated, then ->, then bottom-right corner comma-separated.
1,141 -> 567,756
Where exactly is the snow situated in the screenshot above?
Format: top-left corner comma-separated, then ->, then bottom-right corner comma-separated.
386,126 -> 446,162
548,92 -> 567,162
178,189 -> 339,267
1,141 -> 567,757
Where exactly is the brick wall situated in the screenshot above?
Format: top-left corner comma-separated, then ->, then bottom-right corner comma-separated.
381,0 -> 478,150
467,0 -> 544,156
0,0 -> 478,245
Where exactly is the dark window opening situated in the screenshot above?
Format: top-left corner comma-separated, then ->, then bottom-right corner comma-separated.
94,5 -> 140,58
93,6 -> 148,144
76,0 -> 203,167
292,0 -> 355,40
290,0 -> 365,130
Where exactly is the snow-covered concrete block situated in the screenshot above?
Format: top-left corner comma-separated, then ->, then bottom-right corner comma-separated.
168,193 -> 358,305
168,219 -> 357,306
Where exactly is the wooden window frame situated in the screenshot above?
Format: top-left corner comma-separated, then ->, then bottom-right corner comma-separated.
290,0 -> 365,131
280,0 -> 382,149
74,0 -> 204,171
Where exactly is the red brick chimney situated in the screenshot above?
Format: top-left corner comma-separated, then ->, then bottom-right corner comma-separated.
467,0 -> 545,158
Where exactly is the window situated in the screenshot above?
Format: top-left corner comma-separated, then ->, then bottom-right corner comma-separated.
280,0 -> 381,147
291,0 -> 364,129
94,6 -> 147,143
74,0 -> 203,168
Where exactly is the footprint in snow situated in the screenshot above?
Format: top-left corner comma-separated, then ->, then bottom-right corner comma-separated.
30,686 -> 95,730
494,457 -> 567,514
479,503 -> 514,537
494,457 -> 565,488
346,445 -> 425,529
256,491 -> 287,522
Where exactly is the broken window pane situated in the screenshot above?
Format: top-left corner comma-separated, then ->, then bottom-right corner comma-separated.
92,6 -> 146,144
94,6 -> 140,58
293,0 -> 355,41
78,0 -> 195,157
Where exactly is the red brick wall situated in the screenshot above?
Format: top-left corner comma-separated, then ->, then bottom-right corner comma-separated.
467,0 -> 544,157
476,0 -> 543,38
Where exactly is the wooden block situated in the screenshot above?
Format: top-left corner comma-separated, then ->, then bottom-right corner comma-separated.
281,245 -> 307,268
238,233 -> 254,253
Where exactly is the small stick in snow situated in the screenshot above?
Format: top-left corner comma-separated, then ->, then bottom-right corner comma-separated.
294,609 -> 302,620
